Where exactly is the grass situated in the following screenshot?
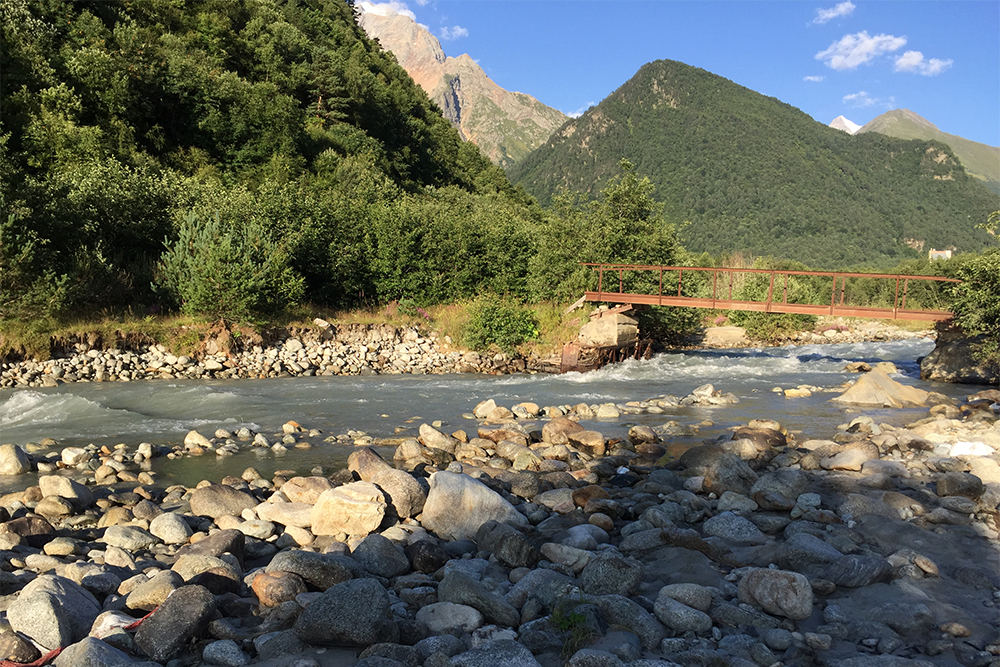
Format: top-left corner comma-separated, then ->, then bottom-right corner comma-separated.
0,299 -> 936,363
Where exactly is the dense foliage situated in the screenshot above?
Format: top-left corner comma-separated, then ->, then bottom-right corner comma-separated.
462,296 -> 539,354
510,60 -> 1000,269
0,0 -> 539,319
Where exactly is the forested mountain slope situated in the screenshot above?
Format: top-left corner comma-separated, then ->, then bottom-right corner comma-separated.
510,60 -> 998,268
0,0 -> 538,318
857,109 -> 1000,193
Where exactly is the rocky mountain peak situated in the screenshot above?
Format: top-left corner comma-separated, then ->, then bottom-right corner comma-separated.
358,7 -> 567,168
829,115 -> 861,135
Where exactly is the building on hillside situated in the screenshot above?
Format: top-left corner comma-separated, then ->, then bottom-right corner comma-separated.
928,248 -> 953,261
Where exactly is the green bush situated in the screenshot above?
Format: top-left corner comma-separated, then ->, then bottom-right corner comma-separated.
949,247 -> 1000,365
462,297 -> 539,354
155,211 -> 304,321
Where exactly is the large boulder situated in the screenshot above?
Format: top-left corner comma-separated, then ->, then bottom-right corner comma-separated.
189,485 -> 258,519
38,475 -> 93,508
578,313 -> 638,348
420,471 -> 528,541
0,444 -> 31,475
7,575 -> 102,649
293,578 -> 398,646
266,549 -> 360,589
737,568 -> 813,620
920,323 -> 999,385
831,368 -> 932,408
310,481 -> 387,536
134,585 -> 216,662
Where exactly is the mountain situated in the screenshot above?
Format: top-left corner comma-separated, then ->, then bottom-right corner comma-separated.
856,109 -> 1000,192
829,115 -> 861,135
509,60 -> 999,269
359,8 -> 568,168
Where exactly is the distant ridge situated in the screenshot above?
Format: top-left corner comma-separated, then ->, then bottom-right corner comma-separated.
857,109 -> 1000,191
829,115 -> 861,135
359,8 -> 567,168
510,60 -> 998,268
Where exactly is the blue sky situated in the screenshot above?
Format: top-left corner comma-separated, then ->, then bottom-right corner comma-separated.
360,1 -> 1000,146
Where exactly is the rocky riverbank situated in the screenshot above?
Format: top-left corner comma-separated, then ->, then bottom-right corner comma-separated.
0,373 -> 997,667
0,322 -> 525,390
0,318 -> 937,389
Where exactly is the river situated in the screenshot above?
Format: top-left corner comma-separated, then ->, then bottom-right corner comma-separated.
0,338 -> 983,489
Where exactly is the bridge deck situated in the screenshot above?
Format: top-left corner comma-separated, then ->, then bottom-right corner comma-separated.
582,264 -> 958,321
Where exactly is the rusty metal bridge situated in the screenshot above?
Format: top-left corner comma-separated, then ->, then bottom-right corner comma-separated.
582,263 -> 959,321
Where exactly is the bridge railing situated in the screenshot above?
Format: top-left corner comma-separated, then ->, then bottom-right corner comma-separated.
581,263 -> 960,321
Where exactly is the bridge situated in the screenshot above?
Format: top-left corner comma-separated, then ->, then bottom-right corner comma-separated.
582,263 -> 959,321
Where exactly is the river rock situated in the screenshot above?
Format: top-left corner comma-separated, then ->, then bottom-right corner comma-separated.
126,570 -> 183,611
266,549 -> 360,589
280,477 -> 334,504
175,528 -> 245,564
0,443 -> 31,475
421,471 -> 528,541
202,639 -> 250,667
920,324 -> 1000,384
832,368 -> 931,408
190,484 -> 258,519
542,417 -> 585,445
590,595 -> 664,651
38,474 -> 93,508
419,423 -> 458,453
579,552 -> 643,596
653,594 -> 713,634
134,584 -> 216,662
101,525 -> 159,551
824,554 -> 893,587
438,570 -> 520,628
352,533 -> 410,578
450,639 -> 543,667
935,472 -> 983,499
311,481 -> 387,536
52,637 -> 136,667
252,571 -> 307,607
737,568 -> 813,620
702,511 -> 767,545
256,501 -> 313,528
7,574 -> 102,649
293,578 -> 398,646
148,512 -> 193,544
474,520 -> 538,568
415,602 -> 484,634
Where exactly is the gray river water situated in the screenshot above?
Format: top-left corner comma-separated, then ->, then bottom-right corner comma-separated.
0,338 -> 983,488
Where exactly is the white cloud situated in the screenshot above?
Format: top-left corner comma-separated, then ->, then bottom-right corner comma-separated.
813,1 -> 855,24
439,25 -> 468,40
816,31 -> 907,70
803,75 -> 825,82
358,1 -> 416,20
894,50 -> 953,76
843,90 -> 895,109
414,0 -> 429,4
566,102 -> 597,118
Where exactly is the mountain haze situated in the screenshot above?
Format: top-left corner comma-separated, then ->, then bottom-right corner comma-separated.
857,109 -> 1000,192
359,9 -> 568,168
510,60 -> 999,268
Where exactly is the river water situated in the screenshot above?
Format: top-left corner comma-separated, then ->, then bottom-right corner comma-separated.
0,339 -> 983,489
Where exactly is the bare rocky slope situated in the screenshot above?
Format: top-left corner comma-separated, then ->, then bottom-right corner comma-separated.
359,9 -> 568,169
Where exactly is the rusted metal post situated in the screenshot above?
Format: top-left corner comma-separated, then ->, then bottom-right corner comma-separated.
839,276 -> 846,305
712,270 -> 718,307
677,269 -> 683,297
892,276 -> 901,318
728,271 -> 734,300
782,273 -> 789,304
618,269 -> 623,295
597,267 -> 603,298
658,268 -> 663,306
901,278 -> 909,311
765,272 -> 776,312
830,275 -> 837,314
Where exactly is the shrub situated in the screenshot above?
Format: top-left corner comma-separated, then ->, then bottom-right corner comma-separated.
462,297 -> 538,353
949,247 -> 1000,365
155,211 -> 304,321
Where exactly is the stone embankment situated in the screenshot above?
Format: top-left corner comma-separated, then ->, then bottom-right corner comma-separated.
0,321 -> 524,389
699,320 -> 934,350
0,374 -> 997,667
